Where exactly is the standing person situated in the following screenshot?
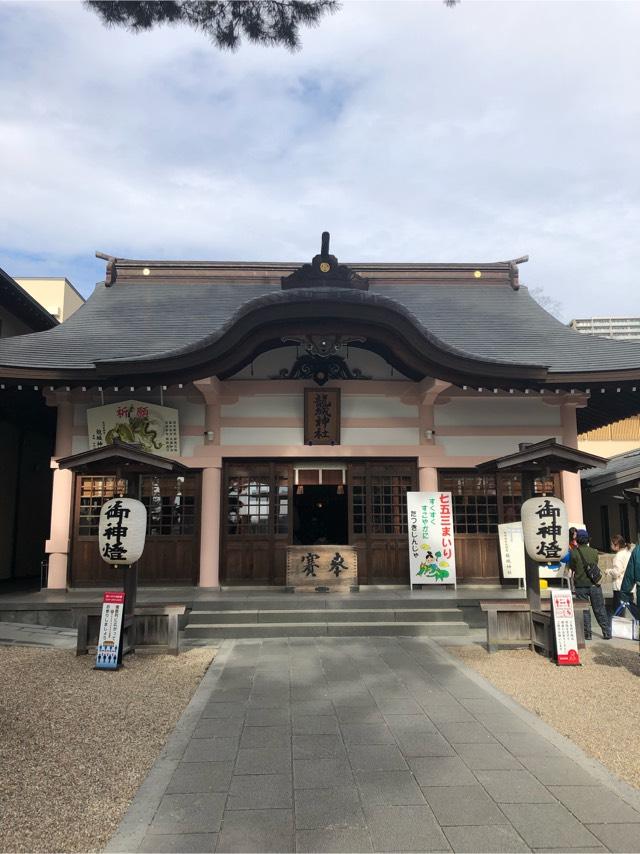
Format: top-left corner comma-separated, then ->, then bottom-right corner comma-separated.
620,543 -> 640,620
569,529 -> 611,640
561,526 -> 579,587
608,535 -> 634,615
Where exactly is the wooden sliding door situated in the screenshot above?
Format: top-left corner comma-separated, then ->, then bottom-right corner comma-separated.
349,460 -> 417,584
221,461 -> 291,585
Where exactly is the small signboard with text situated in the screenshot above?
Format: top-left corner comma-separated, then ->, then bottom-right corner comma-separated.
407,492 -> 456,587
550,588 -> 581,666
96,592 -> 125,670
498,522 -> 526,581
87,399 -> 180,456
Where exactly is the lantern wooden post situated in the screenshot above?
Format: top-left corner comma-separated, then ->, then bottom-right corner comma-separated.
521,471 -> 541,612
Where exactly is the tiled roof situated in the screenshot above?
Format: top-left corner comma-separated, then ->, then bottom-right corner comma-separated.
1,273 -> 640,375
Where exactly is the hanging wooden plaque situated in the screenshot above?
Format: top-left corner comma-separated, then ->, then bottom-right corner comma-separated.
304,388 -> 340,445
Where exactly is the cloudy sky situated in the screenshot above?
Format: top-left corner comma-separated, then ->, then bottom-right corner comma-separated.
1,1 -> 639,319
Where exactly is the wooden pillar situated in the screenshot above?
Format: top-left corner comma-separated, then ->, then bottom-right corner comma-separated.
193,378 -> 223,589
45,394 -> 74,589
199,465 -> 222,588
560,403 -> 584,522
522,470 -> 541,612
419,466 -> 438,492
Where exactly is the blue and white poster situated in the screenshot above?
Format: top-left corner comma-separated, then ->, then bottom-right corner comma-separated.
95,592 -> 125,670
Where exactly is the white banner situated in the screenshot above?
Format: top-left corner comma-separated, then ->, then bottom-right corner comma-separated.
87,399 -> 180,457
407,492 -> 456,586
498,522 -> 526,580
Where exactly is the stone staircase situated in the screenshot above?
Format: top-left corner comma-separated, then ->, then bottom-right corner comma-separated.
182,596 -> 481,639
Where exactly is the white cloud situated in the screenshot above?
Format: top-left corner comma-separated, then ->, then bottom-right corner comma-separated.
0,0 -> 639,321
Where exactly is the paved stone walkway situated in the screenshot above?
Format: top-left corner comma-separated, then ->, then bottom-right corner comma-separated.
108,637 -> 640,853
0,620 -> 77,648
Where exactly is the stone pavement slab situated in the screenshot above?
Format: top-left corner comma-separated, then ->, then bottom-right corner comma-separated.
106,636 -> 640,853
0,620 -> 76,649
443,823 -> 530,853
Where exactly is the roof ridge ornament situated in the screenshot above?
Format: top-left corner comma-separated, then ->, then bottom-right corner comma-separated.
96,251 -> 117,287
281,232 -> 369,291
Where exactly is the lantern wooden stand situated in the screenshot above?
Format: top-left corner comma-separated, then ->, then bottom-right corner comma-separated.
58,439 -> 190,659
477,439 -> 607,656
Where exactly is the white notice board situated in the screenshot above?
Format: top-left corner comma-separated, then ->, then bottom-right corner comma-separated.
498,522 -> 526,580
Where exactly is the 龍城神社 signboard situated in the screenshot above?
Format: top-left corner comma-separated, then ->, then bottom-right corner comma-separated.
407,492 -> 456,587
96,592 -> 125,670
550,589 -> 581,666
99,498 -> 147,566
87,399 -> 180,456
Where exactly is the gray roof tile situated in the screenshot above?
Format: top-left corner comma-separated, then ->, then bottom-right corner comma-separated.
1,276 -> 640,375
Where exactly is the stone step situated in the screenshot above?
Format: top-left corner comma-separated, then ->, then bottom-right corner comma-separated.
187,608 -> 467,625
193,598 -> 478,612
183,621 -> 470,638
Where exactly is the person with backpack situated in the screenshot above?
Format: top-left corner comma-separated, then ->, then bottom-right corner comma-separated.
569,529 -> 611,640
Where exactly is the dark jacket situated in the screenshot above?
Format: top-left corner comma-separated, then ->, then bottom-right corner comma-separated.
569,544 -> 600,588
621,544 -> 640,596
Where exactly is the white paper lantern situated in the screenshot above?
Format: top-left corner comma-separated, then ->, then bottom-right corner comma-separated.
98,498 -> 147,565
521,496 -> 569,564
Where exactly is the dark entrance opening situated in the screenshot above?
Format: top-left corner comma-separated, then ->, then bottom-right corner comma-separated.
293,485 -> 348,545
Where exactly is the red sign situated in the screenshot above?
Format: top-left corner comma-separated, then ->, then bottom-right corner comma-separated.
103,592 -> 125,604
551,589 -> 581,666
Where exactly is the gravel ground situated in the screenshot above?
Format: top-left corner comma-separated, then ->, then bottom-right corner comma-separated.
0,647 -> 214,853
450,642 -> 640,790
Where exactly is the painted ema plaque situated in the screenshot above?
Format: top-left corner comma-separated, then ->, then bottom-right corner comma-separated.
304,388 -> 340,445
551,589 -> 581,666
87,399 -> 180,457
407,492 -> 456,587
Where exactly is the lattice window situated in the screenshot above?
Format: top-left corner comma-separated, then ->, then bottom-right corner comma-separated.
77,476 -> 127,536
276,474 -> 289,535
500,474 -> 522,524
351,474 -> 366,535
370,474 -> 412,535
440,473 -> 498,534
227,475 -> 271,535
440,472 -> 557,534
140,475 -> 196,536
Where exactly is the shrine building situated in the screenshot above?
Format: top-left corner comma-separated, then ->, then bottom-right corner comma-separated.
2,234 -> 640,590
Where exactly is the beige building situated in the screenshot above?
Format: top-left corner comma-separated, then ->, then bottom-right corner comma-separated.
14,277 -> 84,322
579,417 -> 640,458
569,316 -> 640,340
570,318 -> 640,457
